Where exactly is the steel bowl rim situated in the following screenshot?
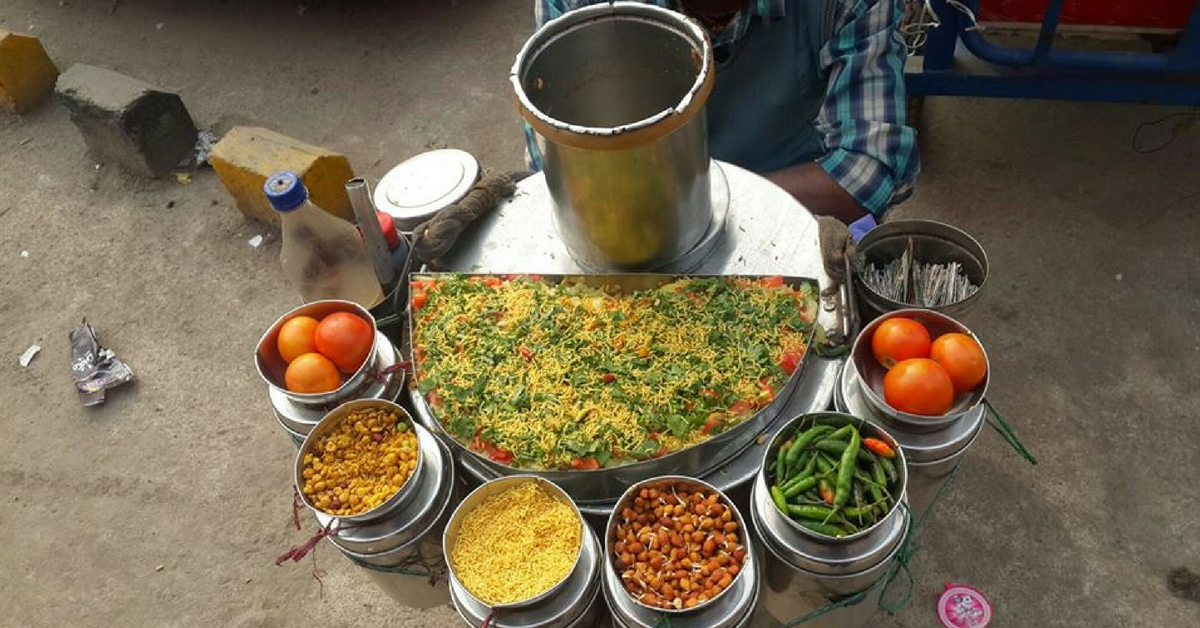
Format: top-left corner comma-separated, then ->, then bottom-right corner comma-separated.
255,299 -> 381,405
851,308 -> 990,427
603,474 -> 752,615
443,474 -> 586,610
756,411 -> 908,544
511,2 -> 713,141
853,218 -> 989,313
293,399 -> 425,524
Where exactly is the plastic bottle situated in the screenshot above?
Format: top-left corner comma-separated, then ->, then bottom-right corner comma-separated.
263,171 -> 386,308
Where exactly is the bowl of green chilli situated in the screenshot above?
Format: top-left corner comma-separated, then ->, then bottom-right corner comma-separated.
759,412 -> 907,543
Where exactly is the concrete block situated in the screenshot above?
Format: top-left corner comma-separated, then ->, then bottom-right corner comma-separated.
0,30 -> 59,114
55,64 -> 198,178
209,126 -> 355,225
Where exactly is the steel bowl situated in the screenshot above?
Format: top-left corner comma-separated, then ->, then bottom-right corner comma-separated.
255,300 -> 380,407
758,412 -> 908,543
604,475 -> 752,615
294,399 -> 425,524
851,308 -> 990,431
853,219 -> 988,319
443,475 -> 586,610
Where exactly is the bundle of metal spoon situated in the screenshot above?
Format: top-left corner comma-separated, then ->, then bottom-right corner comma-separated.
860,244 -> 978,307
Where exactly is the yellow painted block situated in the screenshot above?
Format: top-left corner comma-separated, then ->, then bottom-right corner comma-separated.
0,30 -> 59,114
210,126 -> 355,224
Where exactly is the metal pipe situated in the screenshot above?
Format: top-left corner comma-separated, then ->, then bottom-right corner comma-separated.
346,177 -> 396,288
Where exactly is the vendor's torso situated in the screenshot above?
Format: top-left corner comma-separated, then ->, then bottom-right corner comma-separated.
706,0 -> 836,172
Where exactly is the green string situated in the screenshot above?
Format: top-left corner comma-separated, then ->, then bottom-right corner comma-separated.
776,461 -> 967,626
651,614 -> 671,628
983,398 -> 1038,465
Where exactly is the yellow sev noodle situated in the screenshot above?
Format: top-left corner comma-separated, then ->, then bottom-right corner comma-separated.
451,482 -> 582,605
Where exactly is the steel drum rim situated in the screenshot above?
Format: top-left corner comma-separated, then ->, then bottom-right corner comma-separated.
511,2 -> 715,150
443,475 -> 587,610
851,308 -> 990,429
293,399 -> 427,525
603,475 -> 753,615
756,412 -> 908,544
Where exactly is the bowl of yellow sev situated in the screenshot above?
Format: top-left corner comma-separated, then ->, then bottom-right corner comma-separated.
444,475 -> 585,608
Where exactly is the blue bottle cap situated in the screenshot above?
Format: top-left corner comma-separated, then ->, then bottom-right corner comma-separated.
264,171 -> 309,212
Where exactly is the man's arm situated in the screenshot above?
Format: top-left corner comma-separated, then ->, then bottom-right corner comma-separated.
766,0 -> 920,221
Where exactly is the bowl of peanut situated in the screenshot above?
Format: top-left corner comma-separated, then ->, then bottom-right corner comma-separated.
604,476 -> 750,614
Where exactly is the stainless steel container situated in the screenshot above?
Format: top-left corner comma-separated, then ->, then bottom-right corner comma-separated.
750,413 -> 910,628
311,410 -> 457,608
445,476 -> 603,628
269,331 -> 405,440
853,219 -> 989,320
850,309 -> 989,432
408,272 -> 819,505
835,363 -> 984,516
449,526 -> 606,628
604,477 -> 760,628
512,2 -> 715,270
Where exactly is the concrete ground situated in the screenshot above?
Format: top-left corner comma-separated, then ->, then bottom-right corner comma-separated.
1,1 -> 1196,627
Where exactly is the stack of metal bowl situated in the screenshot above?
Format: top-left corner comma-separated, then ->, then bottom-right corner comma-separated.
750,413 -> 910,628
842,309 -> 990,515
603,477 -> 760,628
295,400 -> 456,609
255,300 -> 406,446
444,476 -> 607,628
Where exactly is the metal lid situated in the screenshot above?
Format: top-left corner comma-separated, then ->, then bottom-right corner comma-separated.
314,423 -> 451,557
270,333 -> 403,435
450,524 -> 602,628
750,478 -> 908,577
836,362 -> 984,464
374,149 -> 479,231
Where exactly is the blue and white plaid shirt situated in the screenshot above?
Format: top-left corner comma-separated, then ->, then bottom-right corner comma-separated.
533,0 -> 919,214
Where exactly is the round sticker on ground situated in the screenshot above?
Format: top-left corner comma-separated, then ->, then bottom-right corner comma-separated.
938,583 -> 992,628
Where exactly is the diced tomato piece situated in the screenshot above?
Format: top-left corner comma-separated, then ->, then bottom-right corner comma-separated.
758,275 -> 785,288
702,414 -> 723,435
602,373 -> 617,384
780,352 -> 801,375
411,289 -> 427,310
518,346 -> 534,360
571,457 -> 600,470
427,390 -> 442,408
685,292 -> 701,305
483,277 -> 504,287
483,442 -> 514,463
700,388 -> 718,399
729,400 -> 755,417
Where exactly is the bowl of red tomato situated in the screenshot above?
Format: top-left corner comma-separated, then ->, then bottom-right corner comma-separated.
851,309 -> 989,430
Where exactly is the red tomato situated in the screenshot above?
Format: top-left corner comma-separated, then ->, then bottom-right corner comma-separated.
779,352 -> 801,376
700,388 -> 719,399
702,414 -> 723,435
518,346 -> 534,360
483,442 -> 513,463
883,358 -> 954,416
758,275 -> 785,288
729,400 -> 755,416
871,318 -> 932,369
283,352 -> 341,393
571,457 -> 600,470
276,315 -> 319,364
314,312 -> 374,373
930,333 -> 988,393
483,277 -> 504,287
411,288 -> 428,310
602,373 -> 617,384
